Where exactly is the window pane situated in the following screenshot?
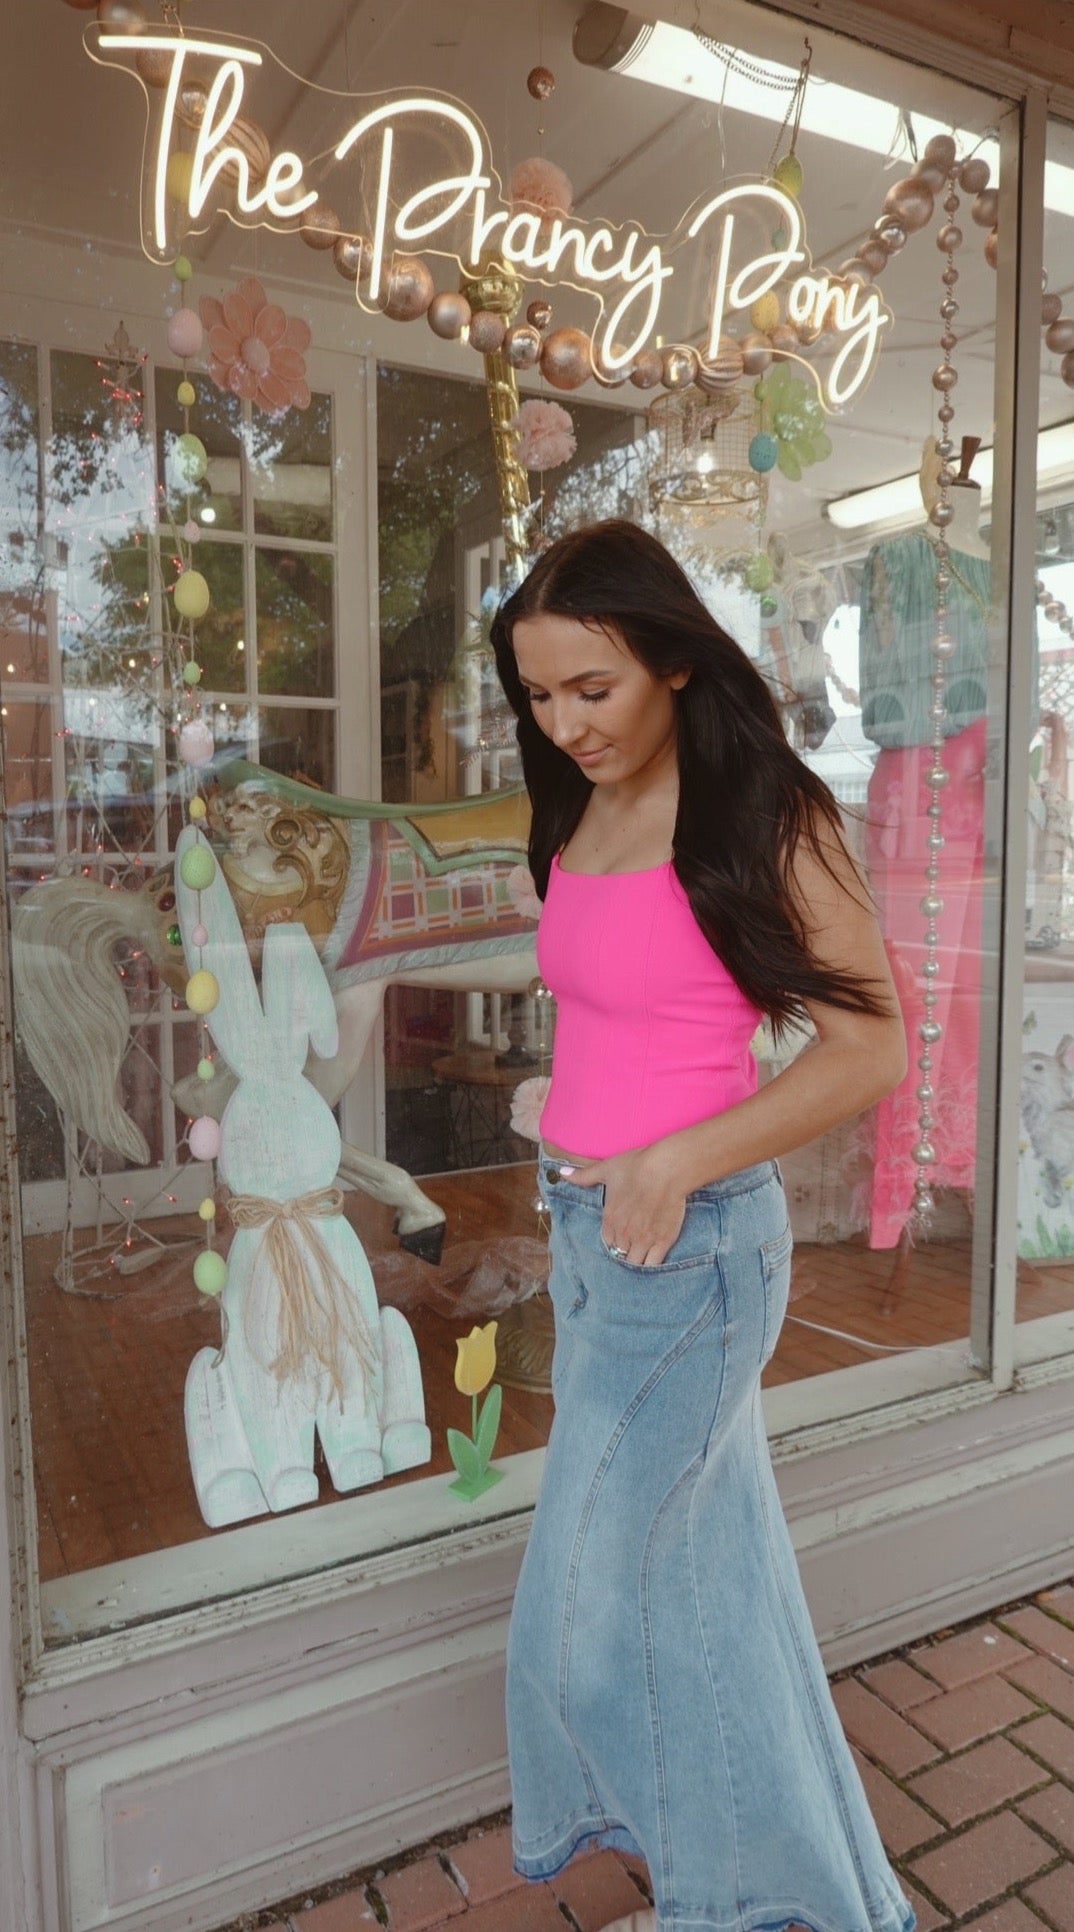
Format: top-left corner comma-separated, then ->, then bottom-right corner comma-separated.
254,546 -> 334,696
156,365 -> 244,534
0,340 -> 46,684
251,391 -> 333,541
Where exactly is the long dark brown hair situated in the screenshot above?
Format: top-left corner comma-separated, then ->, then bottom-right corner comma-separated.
491,518 -> 888,1029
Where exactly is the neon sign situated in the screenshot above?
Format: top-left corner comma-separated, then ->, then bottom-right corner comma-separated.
87,26 -> 891,408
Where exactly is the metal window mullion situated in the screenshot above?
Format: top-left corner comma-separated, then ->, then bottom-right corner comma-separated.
976,89 -> 1048,1387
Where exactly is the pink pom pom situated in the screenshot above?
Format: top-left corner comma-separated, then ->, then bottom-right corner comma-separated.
512,398 -> 577,472
178,720 -> 214,768
510,1076 -> 551,1142
167,307 -> 204,360
189,1115 -> 221,1162
192,923 -> 208,947
509,156 -> 573,222
506,864 -> 543,920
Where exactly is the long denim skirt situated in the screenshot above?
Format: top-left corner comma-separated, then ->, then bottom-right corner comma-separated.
506,1151 -> 916,1932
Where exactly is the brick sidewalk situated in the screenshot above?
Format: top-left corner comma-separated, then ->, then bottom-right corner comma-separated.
217,1580 -> 1074,1932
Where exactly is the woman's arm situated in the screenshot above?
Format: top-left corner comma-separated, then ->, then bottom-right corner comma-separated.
569,825 -> 907,1267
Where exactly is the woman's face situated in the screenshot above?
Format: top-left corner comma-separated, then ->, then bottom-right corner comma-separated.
512,612 -> 688,786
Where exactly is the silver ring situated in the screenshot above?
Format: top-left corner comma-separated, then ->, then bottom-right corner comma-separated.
608,1244 -> 628,1260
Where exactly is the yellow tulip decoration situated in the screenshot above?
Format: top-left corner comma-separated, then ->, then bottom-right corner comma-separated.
449,1322 -> 505,1501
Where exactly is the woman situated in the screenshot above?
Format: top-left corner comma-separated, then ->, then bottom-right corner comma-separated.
491,521 -> 914,1932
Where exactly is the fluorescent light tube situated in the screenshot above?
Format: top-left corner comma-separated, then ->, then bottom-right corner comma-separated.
825,421 -> 1074,530
573,6 -> 1074,218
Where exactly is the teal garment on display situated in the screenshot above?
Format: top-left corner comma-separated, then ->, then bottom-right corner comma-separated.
858,530 -> 991,749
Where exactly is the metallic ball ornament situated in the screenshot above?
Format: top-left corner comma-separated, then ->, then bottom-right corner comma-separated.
1062,350 -> 1074,389
874,217 -> 907,254
859,239 -> 889,276
837,258 -> 872,284
924,132 -> 958,172
502,324 -> 542,370
427,291 -> 472,340
959,156 -> 990,194
932,364 -> 958,391
97,0 -> 147,30
468,310 -> 507,353
912,160 -> 949,192
937,223 -> 963,253
540,326 -> 593,390
1045,318 -> 1074,354
972,189 -> 998,228
527,66 -> 556,100
1042,293 -> 1064,326
332,234 -> 367,281
629,349 -> 664,389
740,332 -> 773,375
660,345 -> 699,390
300,206 -> 342,250
883,178 -> 935,232
383,255 -> 435,321
697,336 -> 744,389
527,299 -> 553,330
984,228 -> 999,270
137,46 -> 179,86
768,323 -> 798,359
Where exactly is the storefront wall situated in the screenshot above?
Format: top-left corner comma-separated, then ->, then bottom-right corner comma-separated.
2,1 -> 1073,1928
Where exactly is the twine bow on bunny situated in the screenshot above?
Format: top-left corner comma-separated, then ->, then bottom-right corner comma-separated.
226,1185 -> 378,1405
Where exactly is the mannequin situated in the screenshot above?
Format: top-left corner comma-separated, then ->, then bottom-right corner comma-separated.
859,437 -> 990,1251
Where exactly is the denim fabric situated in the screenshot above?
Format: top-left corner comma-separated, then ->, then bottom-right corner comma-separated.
506,1151 -> 916,1932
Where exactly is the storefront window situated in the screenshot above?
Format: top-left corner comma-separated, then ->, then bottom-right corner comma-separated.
0,0 -> 1048,1643
1016,113 -> 1074,1345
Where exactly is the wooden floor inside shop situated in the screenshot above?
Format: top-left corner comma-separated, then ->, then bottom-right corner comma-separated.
23,1161 -> 1074,1582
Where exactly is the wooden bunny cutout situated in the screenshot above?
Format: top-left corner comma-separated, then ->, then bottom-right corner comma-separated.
176,824 -> 431,1526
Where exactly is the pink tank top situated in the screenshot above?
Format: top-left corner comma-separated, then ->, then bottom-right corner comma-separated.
536,853 -> 763,1161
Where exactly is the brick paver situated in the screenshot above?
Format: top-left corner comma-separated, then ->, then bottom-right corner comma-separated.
1017,1779 -> 1074,1856
547,1849 -> 650,1930
960,1904 -> 1057,1932
851,1748 -> 939,1854
831,1677 -> 941,1775
442,1827 -> 519,1906
908,1810 -> 1055,1916
214,1581 -> 1074,1932
906,1735 -> 1047,1827
999,1606 -> 1074,1670
374,1854 -> 466,1929
1022,1863 -> 1074,1932
909,1676 -> 1038,1752
1013,1712 -> 1074,1781
909,1624 -> 1033,1691
863,1659 -> 941,1712
1004,1654 -> 1074,1725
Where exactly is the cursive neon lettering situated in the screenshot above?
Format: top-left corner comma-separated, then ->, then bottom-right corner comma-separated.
88,28 -> 893,408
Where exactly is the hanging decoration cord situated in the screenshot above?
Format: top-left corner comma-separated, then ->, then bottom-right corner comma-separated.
911,165 -> 966,1235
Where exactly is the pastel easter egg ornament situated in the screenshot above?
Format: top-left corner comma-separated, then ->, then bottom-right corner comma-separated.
178,720 -> 214,768
189,1114 -> 222,1161
185,968 -> 220,1016
174,569 -> 210,620
749,433 -> 779,473
167,307 -> 204,360
180,843 -> 216,891
193,1249 -> 228,1298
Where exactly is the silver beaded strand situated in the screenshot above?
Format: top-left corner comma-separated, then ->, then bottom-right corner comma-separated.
912,159 -> 964,1231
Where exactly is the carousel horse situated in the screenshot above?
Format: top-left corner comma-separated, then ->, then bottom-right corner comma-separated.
12,761 -> 540,1261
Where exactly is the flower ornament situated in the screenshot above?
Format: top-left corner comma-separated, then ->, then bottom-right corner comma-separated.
198,276 -> 312,415
510,1075 -> 551,1142
512,398 -> 576,472
449,1321 -> 504,1501
752,366 -> 832,481
509,156 -> 574,227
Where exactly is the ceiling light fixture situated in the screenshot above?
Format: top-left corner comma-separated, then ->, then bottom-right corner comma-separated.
572,4 -> 1074,218
825,421 -> 1074,531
